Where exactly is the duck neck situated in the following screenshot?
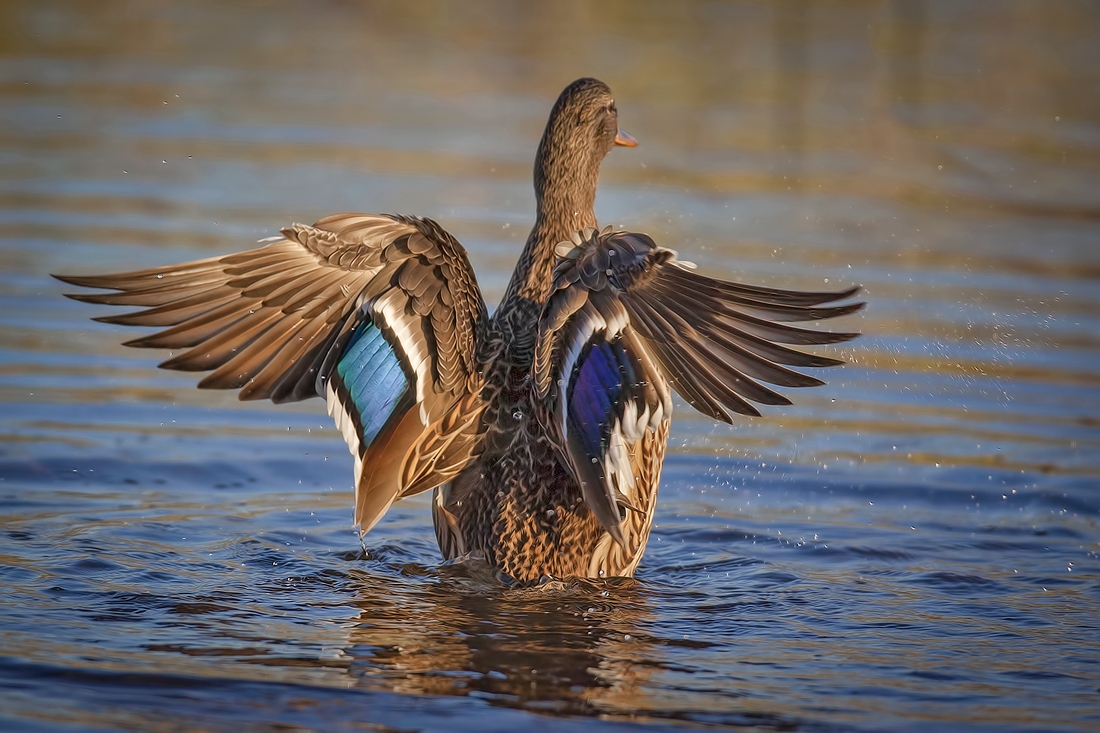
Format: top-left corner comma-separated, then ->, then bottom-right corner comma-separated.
500,140 -> 600,315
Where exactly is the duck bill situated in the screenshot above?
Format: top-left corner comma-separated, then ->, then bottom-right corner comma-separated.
614,129 -> 638,147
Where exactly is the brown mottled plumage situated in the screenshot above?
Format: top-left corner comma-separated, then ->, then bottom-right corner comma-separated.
54,78 -> 862,583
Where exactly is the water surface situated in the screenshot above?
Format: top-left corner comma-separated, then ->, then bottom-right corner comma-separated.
2,1 -> 1099,731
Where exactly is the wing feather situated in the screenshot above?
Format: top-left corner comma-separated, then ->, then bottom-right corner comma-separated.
55,213 -> 489,534
535,227 -> 862,545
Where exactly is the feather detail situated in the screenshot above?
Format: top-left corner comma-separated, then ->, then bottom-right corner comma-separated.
535,226 -> 861,548
55,212 -> 488,536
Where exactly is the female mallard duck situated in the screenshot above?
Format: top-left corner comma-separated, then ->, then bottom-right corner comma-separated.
56,78 -> 861,583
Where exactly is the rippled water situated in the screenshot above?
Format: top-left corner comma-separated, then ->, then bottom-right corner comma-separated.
2,1 -> 1099,730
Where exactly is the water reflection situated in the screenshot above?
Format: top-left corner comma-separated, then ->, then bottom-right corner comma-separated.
2,0 -> 1100,730
885,0 -> 928,122
771,1 -> 808,161
345,567 -> 655,716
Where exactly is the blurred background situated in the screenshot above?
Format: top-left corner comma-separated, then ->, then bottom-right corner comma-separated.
1,1 -> 1098,731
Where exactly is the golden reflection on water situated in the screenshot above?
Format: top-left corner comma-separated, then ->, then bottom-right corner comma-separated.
2,1 -> 1099,730
7,0 -> 1091,476
346,572 -> 656,713
1,0 -> 1095,511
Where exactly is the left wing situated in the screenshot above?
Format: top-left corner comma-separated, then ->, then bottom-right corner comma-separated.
534,227 -> 863,546
55,213 -> 488,533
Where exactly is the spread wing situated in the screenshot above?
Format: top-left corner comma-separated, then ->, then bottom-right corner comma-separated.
534,227 -> 863,545
55,213 -> 488,533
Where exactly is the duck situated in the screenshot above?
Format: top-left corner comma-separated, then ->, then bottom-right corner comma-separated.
55,78 -> 862,583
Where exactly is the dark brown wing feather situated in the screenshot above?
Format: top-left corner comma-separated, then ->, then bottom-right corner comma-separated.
54,212 -> 489,533
540,228 -> 863,424
533,226 -> 862,543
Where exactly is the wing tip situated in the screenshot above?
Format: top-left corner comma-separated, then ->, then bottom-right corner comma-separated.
52,272 -> 116,291
607,520 -> 627,549
824,330 -> 862,344
67,293 -> 114,305
829,284 -> 863,302
122,334 -> 160,348
92,312 -> 142,325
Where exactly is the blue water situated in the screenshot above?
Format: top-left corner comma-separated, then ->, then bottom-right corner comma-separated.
2,1 -> 1099,730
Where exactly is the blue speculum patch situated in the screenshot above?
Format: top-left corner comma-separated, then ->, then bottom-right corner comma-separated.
569,339 -> 624,458
335,319 -> 408,448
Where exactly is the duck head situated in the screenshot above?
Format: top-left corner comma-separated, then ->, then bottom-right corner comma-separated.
503,78 -> 636,307
532,78 -> 636,238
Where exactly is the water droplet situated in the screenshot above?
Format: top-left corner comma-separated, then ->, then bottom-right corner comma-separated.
546,509 -> 556,518
598,568 -> 606,577
156,274 -> 163,279
512,409 -> 523,420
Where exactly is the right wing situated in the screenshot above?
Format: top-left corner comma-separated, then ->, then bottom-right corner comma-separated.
534,227 -> 862,545
55,213 -> 489,533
